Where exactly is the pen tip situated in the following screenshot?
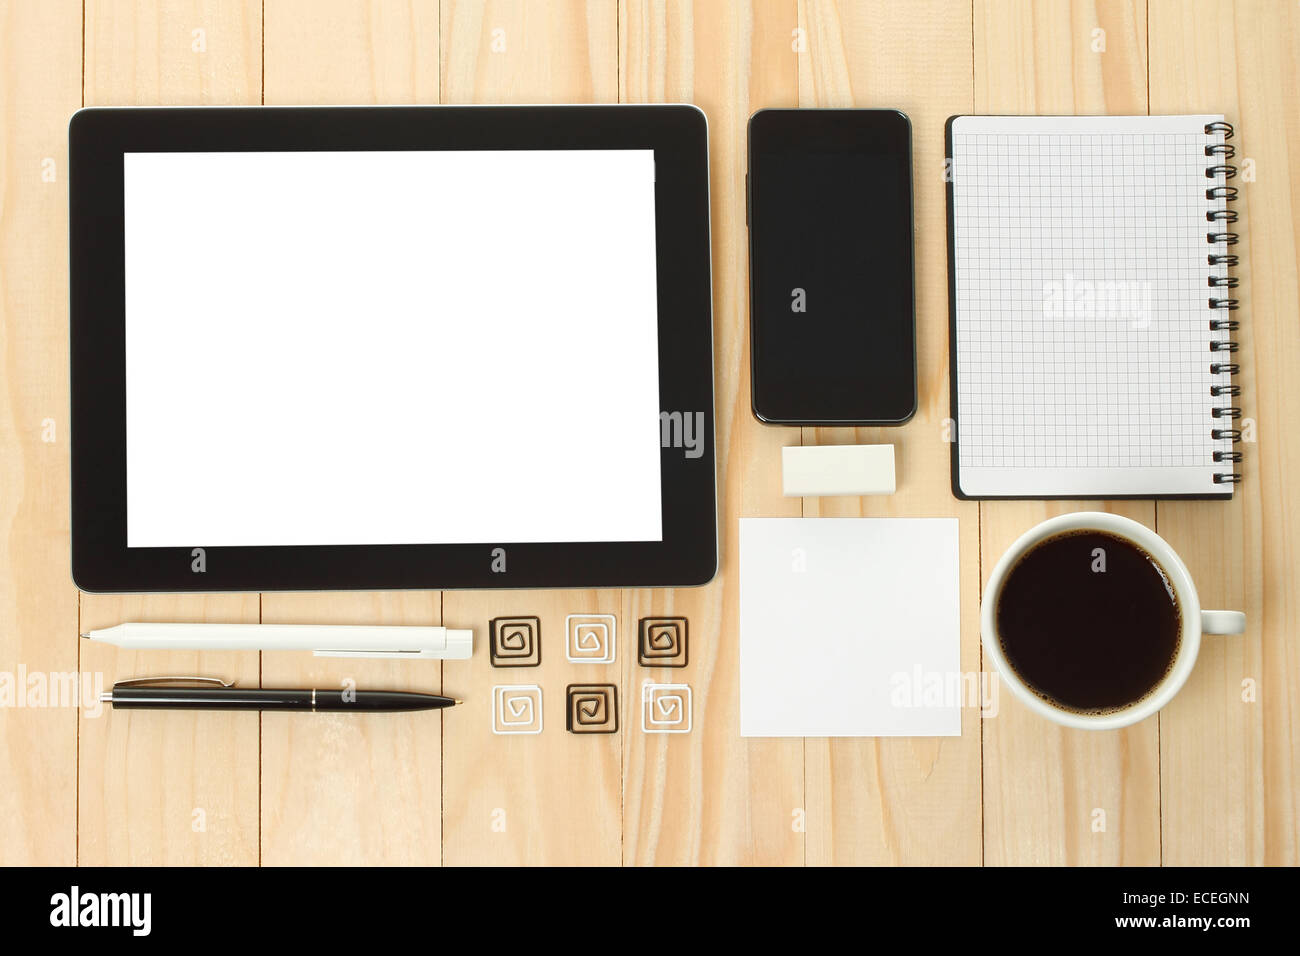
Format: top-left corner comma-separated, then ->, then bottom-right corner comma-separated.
79,632 -> 89,639
454,699 -> 464,705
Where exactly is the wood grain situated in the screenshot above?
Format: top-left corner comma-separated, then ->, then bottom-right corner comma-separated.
796,0 -> 983,866
1149,0 -> 1298,866
78,595 -> 261,865
258,592 -> 444,866
259,0 -> 444,869
443,591 -> 622,865
264,0 -> 440,104
78,0 -> 263,866
979,502 -> 1161,865
973,0 -> 1160,866
439,0 -> 622,866
975,0 -> 1147,114
0,0 -> 1294,866
441,0 -> 617,104
84,0 -> 261,106
620,0 -> 804,866
0,0 -> 82,866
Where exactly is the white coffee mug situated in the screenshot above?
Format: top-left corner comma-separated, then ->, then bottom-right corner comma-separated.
981,511 -> 1246,731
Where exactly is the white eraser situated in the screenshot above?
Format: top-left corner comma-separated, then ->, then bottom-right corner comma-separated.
782,444 -> 896,497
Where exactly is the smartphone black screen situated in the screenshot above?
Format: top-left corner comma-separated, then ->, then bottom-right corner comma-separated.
747,109 -> 915,425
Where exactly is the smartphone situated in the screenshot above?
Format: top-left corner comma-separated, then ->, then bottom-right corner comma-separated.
747,109 -> 916,425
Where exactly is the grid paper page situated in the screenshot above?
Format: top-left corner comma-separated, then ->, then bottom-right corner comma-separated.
950,115 -> 1234,497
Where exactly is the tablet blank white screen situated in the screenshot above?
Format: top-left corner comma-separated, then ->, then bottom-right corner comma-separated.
124,150 -> 663,547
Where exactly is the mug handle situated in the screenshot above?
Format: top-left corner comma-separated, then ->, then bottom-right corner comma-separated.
1202,610 -> 1246,635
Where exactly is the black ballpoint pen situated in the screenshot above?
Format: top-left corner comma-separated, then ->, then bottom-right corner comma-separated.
100,677 -> 462,713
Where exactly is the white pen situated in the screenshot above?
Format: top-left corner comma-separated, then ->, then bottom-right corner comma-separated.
80,622 -> 473,660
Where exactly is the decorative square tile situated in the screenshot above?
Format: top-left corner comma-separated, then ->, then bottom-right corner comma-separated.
641,681 -> 691,734
638,616 -> 688,667
565,613 -> 616,663
492,684 -> 543,735
489,616 -> 540,667
566,684 -> 618,734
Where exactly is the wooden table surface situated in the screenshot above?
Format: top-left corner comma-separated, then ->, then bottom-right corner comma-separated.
1,0 -> 1295,866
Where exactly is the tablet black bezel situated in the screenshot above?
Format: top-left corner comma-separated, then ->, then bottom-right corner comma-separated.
69,105 -> 716,592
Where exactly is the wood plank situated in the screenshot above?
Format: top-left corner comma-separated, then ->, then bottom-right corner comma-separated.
84,0 -> 261,106
619,0 -> 804,866
1149,0 -> 1298,865
78,0 -> 263,866
78,596 -> 261,865
441,0 -> 617,104
796,0 -> 982,866
442,591 -> 623,865
975,0 -> 1147,113
11,0 -> 1287,867
0,0 -> 82,866
258,592 -> 444,865
259,0 -> 443,869
264,0 -> 440,104
980,503 -> 1160,865
439,0 -> 623,865
972,0 -> 1161,866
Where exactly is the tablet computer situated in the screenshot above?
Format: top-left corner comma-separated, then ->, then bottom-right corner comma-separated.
69,105 -> 716,592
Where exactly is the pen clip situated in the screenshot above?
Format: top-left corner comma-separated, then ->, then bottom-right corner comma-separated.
113,676 -> 235,689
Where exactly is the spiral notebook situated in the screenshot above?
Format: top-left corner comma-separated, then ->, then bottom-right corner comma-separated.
945,115 -> 1243,499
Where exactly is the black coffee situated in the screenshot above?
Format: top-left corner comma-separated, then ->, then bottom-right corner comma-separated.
996,530 -> 1181,714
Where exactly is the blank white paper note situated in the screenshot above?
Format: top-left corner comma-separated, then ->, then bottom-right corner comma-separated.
739,517 -> 961,737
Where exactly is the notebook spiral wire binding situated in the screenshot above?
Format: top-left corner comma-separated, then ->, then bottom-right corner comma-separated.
1205,121 -> 1243,483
